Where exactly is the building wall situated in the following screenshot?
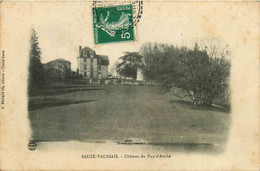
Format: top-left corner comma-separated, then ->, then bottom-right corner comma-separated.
101,65 -> 108,78
137,68 -> 145,81
79,57 -> 100,79
78,58 -> 86,77
77,47 -> 109,80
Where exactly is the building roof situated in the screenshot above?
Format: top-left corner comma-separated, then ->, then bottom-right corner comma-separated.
45,58 -> 71,65
78,47 -> 96,57
97,55 -> 109,65
78,46 -> 109,65
82,47 -> 95,52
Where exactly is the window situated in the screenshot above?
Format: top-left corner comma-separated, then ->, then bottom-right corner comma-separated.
83,50 -> 86,56
84,65 -> 86,70
91,58 -> 93,62
90,72 -> 93,78
98,65 -> 101,70
84,58 -> 86,62
84,72 -> 87,77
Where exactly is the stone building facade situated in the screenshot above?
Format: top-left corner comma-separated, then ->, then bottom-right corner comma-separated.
77,46 -> 109,79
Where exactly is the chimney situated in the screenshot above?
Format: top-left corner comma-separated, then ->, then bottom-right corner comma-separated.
79,46 -> 82,53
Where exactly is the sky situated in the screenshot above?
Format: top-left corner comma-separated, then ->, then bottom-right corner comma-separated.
4,1 -> 235,71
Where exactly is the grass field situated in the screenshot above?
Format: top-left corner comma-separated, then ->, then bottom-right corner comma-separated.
29,85 -> 231,151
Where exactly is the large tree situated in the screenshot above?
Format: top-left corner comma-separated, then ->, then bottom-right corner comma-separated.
175,43 -> 230,106
139,42 -> 230,106
28,28 -> 44,92
139,43 -> 186,85
116,52 -> 144,80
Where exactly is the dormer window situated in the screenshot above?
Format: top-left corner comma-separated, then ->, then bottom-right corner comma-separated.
83,50 -> 86,56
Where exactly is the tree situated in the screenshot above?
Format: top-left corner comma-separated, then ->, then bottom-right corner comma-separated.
28,28 -> 44,93
139,41 -> 230,106
139,42 -> 186,85
116,52 -> 144,80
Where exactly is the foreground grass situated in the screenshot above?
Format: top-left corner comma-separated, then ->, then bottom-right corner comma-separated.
29,85 -> 231,148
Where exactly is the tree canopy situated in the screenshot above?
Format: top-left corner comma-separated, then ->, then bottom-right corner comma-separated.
116,52 -> 144,80
139,42 -> 230,106
28,28 -> 44,92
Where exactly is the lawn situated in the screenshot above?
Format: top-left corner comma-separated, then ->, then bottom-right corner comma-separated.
29,85 -> 231,149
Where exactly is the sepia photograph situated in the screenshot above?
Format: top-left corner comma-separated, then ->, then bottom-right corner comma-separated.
0,1 -> 259,170
28,35 -> 231,153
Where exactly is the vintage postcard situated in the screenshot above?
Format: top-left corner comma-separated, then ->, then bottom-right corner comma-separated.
0,0 -> 259,170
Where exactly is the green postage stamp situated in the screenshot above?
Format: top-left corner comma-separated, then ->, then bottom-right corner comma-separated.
93,1 -> 143,44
